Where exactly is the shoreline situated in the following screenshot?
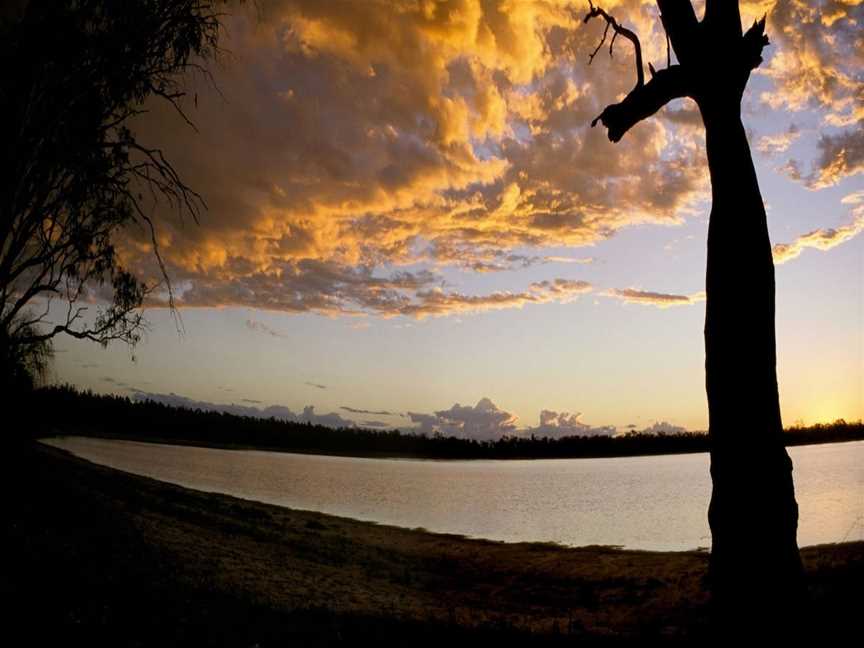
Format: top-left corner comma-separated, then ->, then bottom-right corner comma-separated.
38,428 -> 864,463
43,435 -> 712,554
6,441 -> 863,644
41,434 -> 860,553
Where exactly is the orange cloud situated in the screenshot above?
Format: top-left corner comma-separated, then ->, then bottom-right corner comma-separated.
807,129 -> 864,188
121,2 -> 706,283
772,195 -> 864,263
757,1 -> 863,126
393,279 -> 594,319
753,1 -> 864,187
153,258 -> 593,318
756,124 -> 802,156
115,1 -> 857,320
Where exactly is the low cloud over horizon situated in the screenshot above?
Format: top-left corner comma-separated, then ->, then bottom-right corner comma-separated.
122,389 -> 693,440
130,390 -> 354,429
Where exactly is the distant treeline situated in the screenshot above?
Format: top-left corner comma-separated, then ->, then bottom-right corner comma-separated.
26,385 -> 864,460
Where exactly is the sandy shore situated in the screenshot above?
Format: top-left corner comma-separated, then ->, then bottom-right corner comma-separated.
4,442 -> 861,645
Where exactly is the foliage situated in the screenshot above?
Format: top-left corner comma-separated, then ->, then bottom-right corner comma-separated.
0,315 -> 53,392
0,0 -> 227,387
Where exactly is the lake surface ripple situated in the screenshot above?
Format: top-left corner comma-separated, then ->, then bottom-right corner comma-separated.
45,436 -> 864,551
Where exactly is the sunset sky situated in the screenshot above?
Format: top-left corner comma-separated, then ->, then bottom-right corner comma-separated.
52,0 -> 863,438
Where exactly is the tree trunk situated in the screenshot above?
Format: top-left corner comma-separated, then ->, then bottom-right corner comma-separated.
586,2 -> 808,634
700,99 -> 806,633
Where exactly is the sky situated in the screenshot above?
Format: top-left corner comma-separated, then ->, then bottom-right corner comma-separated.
51,0 -> 864,438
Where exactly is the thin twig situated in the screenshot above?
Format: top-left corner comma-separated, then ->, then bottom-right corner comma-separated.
583,1 -> 645,89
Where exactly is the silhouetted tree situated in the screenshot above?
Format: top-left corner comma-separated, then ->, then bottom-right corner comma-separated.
583,0 -> 805,633
0,0 -> 227,389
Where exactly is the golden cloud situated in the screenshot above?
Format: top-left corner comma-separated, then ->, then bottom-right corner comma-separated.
756,124 -> 802,156
158,264 -> 593,319
754,1 -> 864,186
772,196 -> 864,263
399,278 -> 593,318
807,129 -> 864,188
115,1 -> 856,319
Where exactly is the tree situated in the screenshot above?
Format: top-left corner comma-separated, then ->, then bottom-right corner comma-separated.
0,0 -> 226,389
583,0 -> 805,634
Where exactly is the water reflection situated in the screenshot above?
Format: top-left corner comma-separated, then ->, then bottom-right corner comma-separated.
44,436 -> 864,551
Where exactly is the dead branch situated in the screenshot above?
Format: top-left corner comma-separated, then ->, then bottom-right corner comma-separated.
583,1 -> 645,89
591,65 -> 691,142
742,15 -> 770,71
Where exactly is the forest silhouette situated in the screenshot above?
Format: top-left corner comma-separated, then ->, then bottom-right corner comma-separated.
30,385 -> 864,461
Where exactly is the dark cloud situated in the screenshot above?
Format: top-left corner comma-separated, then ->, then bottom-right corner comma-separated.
456,251 -> 594,273
158,259 -> 441,317
602,288 -> 705,308
392,279 -> 593,319
245,319 -> 291,339
341,406 -> 397,416
809,128 -> 864,188
153,259 -> 593,317
660,103 -> 703,129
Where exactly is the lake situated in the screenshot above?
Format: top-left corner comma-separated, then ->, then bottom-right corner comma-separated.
44,436 -> 864,551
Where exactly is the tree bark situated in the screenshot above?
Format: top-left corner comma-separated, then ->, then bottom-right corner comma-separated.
699,98 -> 806,634
587,2 -> 807,635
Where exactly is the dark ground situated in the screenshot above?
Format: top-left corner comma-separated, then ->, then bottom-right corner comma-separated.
2,441 -> 862,646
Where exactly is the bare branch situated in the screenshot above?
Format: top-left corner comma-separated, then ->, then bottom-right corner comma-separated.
588,20 -> 611,65
584,1 -> 645,89
591,65 -> 692,142
128,141 -> 206,224
10,298 -> 52,336
0,0 -> 226,364
742,15 -> 770,72
150,88 -> 200,134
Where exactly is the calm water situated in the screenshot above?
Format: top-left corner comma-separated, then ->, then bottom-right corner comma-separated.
44,436 -> 864,551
